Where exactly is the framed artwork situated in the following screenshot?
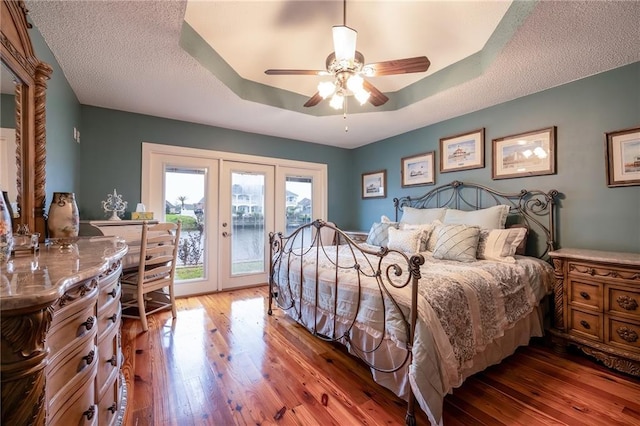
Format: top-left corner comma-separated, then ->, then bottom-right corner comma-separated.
362,170 -> 386,199
440,128 -> 485,173
492,126 -> 556,180
605,126 -> 640,187
401,151 -> 435,187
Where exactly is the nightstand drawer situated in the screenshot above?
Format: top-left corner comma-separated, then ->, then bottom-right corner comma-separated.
568,261 -> 640,285
607,317 -> 640,353
569,308 -> 602,340
607,286 -> 640,319
569,279 -> 602,310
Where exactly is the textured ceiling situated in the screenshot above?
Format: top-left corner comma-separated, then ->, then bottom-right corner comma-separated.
24,0 -> 640,149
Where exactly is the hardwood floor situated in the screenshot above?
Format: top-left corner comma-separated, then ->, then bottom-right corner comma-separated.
121,286 -> 640,425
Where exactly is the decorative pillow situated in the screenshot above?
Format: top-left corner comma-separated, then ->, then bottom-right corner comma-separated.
401,223 -> 434,251
400,206 -> 446,225
366,222 -> 397,247
443,205 -> 510,229
425,220 -> 445,252
507,224 -> 529,255
387,227 -> 423,253
477,227 -> 527,263
432,224 -> 481,262
381,215 -> 395,224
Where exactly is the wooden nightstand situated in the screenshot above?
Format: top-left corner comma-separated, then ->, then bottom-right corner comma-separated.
549,248 -> 640,376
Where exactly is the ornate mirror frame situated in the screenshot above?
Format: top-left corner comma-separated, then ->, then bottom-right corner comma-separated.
1,0 -> 51,238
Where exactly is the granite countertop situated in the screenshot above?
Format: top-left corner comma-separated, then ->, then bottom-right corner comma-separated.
0,236 -> 128,311
549,248 -> 640,267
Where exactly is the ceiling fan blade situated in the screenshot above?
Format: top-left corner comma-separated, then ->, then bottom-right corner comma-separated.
265,69 -> 327,76
365,56 -> 431,76
303,92 -> 323,108
362,80 -> 389,107
332,25 -> 357,62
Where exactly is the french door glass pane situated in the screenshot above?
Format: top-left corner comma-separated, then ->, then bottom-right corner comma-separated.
285,176 -> 312,246
165,166 -> 206,282
231,172 -> 265,275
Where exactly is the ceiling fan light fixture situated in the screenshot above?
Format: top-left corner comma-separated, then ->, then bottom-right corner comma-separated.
346,74 -> 364,92
332,25 -> 357,62
329,92 -> 344,110
317,81 -> 336,98
354,88 -> 370,105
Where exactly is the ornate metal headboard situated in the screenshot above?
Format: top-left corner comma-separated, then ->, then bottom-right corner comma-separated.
393,181 -> 560,259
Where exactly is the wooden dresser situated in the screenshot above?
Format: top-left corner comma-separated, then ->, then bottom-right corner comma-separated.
0,237 -> 128,425
549,248 -> 640,376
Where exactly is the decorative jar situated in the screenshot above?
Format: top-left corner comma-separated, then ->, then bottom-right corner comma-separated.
0,193 -> 13,262
47,192 -> 80,238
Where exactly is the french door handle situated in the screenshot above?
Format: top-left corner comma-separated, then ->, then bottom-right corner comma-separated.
222,231 -> 232,237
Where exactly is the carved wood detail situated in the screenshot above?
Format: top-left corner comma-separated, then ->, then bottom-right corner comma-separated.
552,257 -> 565,330
0,307 -> 53,426
33,61 -> 51,239
580,345 -> 640,377
569,263 -> 640,281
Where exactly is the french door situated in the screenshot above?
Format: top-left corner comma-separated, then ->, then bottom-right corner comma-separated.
142,143 -> 327,296
219,161 -> 274,290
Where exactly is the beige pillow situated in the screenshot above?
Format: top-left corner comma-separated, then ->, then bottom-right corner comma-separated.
477,228 -> 527,263
432,224 -> 481,262
443,205 -> 510,229
425,220 -> 445,252
387,227 -> 423,253
400,206 -> 447,225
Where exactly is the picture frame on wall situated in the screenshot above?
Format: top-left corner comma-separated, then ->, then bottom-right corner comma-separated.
492,126 -> 556,180
362,170 -> 386,199
439,128 -> 485,173
605,126 -> 640,187
401,151 -> 435,187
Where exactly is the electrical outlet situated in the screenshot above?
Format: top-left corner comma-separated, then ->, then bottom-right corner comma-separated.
76,130 -> 80,144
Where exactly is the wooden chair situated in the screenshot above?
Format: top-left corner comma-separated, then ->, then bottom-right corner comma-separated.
121,221 -> 181,331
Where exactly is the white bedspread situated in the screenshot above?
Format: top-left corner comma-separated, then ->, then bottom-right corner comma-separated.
272,243 -> 554,425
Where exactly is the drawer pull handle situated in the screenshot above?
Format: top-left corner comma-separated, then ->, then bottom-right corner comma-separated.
108,288 -> 118,298
83,350 -> 95,365
107,355 -> 117,366
617,295 -> 638,311
81,316 -> 95,331
108,402 -> 117,414
579,291 -> 590,300
580,320 -> 591,330
616,326 -> 638,343
108,313 -> 118,323
83,406 -> 95,420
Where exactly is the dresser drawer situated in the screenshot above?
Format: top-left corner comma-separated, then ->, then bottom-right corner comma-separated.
51,279 -> 98,324
97,373 -> 121,426
607,317 -> 640,353
568,260 -> 640,285
98,300 -> 120,339
47,332 -> 97,405
568,308 -> 602,341
97,324 -> 120,397
607,286 -> 640,319
48,304 -> 96,361
568,279 -> 602,310
98,269 -> 121,315
48,369 -> 97,426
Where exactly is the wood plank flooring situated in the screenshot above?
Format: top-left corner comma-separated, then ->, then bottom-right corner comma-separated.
121,286 -> 640,425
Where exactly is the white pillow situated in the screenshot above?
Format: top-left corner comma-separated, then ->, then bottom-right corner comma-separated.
400,206 -> 446,225
477,228 -> 527,263
366,222 -> 397,247
432,224 -> 481,262
443,205 -> 510,229
401,223 -> 434,251
387,227 -> 423,253
425,220 -> 445,252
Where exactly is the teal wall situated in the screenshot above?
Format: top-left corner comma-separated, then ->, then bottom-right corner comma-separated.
79,106 -> 352,223
351,62 -> 640,253
25,18 -> 640,253
29,19 -> 82,206
1,94 -> 15,127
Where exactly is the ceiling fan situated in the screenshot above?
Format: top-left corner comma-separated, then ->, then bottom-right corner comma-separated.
265,0 -> 430,109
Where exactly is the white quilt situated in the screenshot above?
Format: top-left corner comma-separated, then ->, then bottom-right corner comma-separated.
272,243 -> 554,425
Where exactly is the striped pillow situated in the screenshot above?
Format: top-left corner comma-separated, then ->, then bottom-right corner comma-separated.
477,228 -> 527,263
